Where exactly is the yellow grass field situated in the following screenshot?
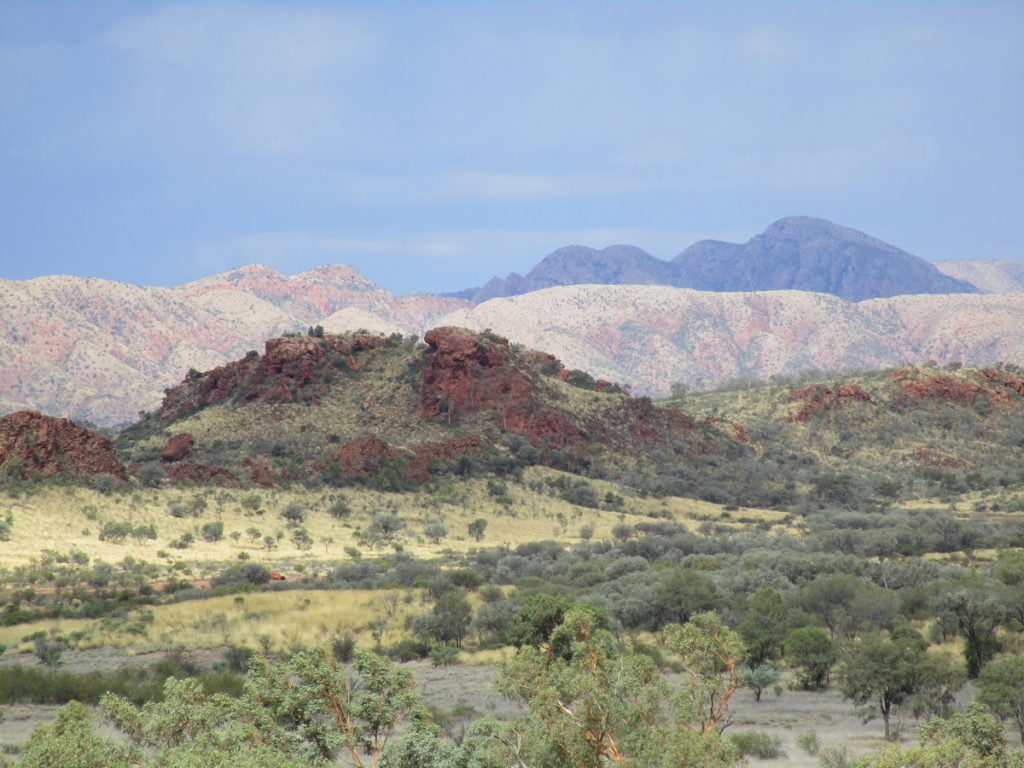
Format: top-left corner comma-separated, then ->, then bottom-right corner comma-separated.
0,468 -> 795,573
0,586 -> 517,657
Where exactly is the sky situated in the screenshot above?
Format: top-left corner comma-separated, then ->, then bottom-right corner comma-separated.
1,1 -> 1022,295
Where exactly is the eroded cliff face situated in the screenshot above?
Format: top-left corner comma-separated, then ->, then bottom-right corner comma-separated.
0,410 -> 123,479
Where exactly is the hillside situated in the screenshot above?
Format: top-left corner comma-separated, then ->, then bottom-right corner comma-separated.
114,327 -> 724,490
936,259 -> 1024,294
108,330 -> 1023,511
441,286 -> 1024,397
675,364 -> 1024,507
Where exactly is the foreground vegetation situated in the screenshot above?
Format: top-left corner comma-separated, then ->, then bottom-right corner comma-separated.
2,360 -> 1023,764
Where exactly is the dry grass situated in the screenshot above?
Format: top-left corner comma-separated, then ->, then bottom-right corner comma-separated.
0,469 -> 795,572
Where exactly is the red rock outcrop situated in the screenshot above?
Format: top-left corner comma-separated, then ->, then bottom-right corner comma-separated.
891,368 -> 1024,409
0,410 -> 123,479
420,327 -> 583,449
159,333 -> 386,420
161,433 -> 195,462
789,384 -> 872,422
706,416 -> 750,443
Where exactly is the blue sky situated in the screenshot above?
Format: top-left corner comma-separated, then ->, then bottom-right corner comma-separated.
1,1 -> 1021,294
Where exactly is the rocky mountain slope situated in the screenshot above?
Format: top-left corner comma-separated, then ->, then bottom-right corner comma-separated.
2,270 -> 1021,427
672,217 -> 977,300
936,259 -> 1024,294
454,217 -> 979,302
0,410 -> 123,480
440,286 -> 1024,396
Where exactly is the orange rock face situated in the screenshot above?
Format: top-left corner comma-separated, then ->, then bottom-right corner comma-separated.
0,410 -> 123,479
161,433 -> 195,462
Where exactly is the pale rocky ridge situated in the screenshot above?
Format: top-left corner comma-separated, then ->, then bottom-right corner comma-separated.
936,259 -> 1024,294
2,255 -> 1022,427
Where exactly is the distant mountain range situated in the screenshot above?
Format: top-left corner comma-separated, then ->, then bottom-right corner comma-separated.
454,216 -> 978,302
936,259 -> 1024,294
1,216 -> 1020,427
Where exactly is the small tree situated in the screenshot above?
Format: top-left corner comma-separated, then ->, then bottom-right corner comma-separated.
131,524 -> 158,545
467,518 -> 487,542
246,526 -> 262,544
784,627 -> 836,690
977,654 -> 1024,742
34,636 -> 65,667
281,502 -> 307,527
370,513 -> 405,541
839,631 -> 963,741
291,528 -> 313,551
201,521 -> 224,542
739,664 -> 780,703
423,522 -> 448,544
99,521 -> 132,544
329,498 -> 352,520
240,494 -> 263,516
413,591 -> 474,647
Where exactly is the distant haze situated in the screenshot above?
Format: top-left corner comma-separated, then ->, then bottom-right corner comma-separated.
1,1 -> 1022,293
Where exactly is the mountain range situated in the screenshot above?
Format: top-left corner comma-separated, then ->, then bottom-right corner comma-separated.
1,216 -> 1021,427
454,216 -> 978,302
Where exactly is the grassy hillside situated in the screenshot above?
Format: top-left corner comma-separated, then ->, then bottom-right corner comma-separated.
667,364 -> 1024,509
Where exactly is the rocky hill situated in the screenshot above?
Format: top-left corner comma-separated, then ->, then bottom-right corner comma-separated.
0,410 -> 123,480
4,327 -> 1017,515
115,327 -> 723,489
2,323 -> 1019,514
936,259 -> 1024,294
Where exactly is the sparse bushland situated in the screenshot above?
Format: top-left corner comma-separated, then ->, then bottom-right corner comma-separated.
2,357 -> 1024,761
13,608 -> 750,768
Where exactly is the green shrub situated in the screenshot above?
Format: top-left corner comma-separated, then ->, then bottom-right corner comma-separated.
200,521 -> 224,542
818,745 -> 852,768
331,634 -> 356,663
728,731 -> 783,759
429,645 -> 460,667
797,729 -> 820,756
